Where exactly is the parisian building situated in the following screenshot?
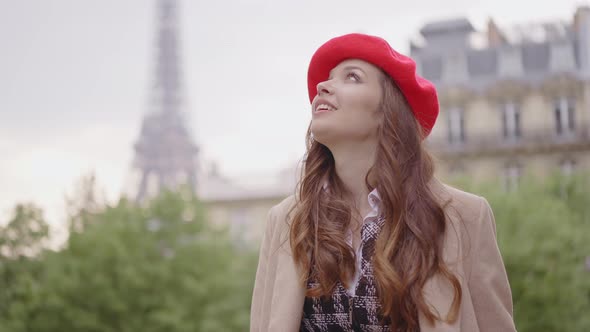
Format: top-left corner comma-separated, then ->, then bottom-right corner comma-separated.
414,7 -> 590,189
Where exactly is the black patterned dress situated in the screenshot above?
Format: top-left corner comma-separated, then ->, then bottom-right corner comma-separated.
300,216 -> 392,331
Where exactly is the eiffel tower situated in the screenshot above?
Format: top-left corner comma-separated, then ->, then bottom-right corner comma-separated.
131,0 -> 198,202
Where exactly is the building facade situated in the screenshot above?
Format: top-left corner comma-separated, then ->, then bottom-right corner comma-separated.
413,8 -> 590,189
198,164 -> 298,245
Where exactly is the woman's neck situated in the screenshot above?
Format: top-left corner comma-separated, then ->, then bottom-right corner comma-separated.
330,141 -> 377,216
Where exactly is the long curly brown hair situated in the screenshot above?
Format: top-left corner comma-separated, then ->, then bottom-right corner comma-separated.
289,72 -> 461,331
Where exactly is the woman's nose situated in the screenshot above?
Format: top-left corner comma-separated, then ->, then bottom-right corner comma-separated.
316,80 -> 334,95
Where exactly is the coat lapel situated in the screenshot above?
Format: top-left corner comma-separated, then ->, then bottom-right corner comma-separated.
420,178 -> 462,332
268,232 -> 306,331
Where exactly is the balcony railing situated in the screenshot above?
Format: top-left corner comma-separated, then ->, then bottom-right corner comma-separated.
425,126 -> 590,158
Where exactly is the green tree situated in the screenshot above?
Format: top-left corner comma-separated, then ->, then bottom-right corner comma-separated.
64,173 -> 105,234
1,190 -> 257,332
0,203 -> 49,259
458,172 -> 590,332
0,203 -> 51,331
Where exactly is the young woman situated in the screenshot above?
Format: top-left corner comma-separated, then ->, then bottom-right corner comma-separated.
250,33 -> 516,332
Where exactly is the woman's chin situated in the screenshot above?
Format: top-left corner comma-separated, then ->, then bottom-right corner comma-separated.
310,124 -> 331,143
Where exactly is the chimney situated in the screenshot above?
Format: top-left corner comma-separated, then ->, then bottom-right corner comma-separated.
487,18 -> 506,47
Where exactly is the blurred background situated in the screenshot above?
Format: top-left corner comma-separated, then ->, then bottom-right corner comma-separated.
1,0 -> 589,331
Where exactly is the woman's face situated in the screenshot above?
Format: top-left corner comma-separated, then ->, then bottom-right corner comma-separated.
310,59 -> 383,147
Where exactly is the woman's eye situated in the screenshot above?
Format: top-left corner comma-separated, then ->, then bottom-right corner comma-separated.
346,72 -> 360,81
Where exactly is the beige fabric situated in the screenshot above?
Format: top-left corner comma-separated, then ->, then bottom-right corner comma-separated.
250,179 -> 517,332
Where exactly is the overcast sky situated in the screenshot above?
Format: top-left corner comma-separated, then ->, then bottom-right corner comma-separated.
1,0 -> 588,226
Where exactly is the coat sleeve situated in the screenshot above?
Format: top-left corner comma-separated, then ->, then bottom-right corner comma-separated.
250,206 -> 277,332
468,197 -> 517,332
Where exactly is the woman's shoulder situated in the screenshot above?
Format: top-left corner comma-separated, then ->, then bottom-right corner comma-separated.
270,194 -> 297,219
429,178 -> 489,222
430,179 -> 500,269
429,179 -> 496,247
265,195 -> 297,235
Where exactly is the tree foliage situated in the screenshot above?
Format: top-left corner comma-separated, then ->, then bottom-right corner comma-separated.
455,172 -> 590,332
0,172 -> 589,331
0,189 -> 257,332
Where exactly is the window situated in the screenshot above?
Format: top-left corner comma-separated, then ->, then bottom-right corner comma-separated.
560,159 -> 576,177
230,208 -> 249,243
554,97 -> 575,135
501,102 -> 521,140
447,107 -> 465,144
503,163 -> 522,192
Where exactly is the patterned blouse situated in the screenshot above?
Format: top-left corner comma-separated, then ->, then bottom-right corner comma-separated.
300,209 -> 393,331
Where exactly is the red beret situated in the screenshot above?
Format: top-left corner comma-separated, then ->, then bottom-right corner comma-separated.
307,33 -> 439,137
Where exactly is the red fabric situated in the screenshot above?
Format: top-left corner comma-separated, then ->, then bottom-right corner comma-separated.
307,33 -> 439,137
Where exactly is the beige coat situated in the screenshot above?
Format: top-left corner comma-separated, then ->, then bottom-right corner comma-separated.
250,179 -> 517,331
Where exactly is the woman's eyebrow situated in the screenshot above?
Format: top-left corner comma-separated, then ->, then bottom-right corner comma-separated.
340,65 -> 365,74
329,65 -> 366,77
